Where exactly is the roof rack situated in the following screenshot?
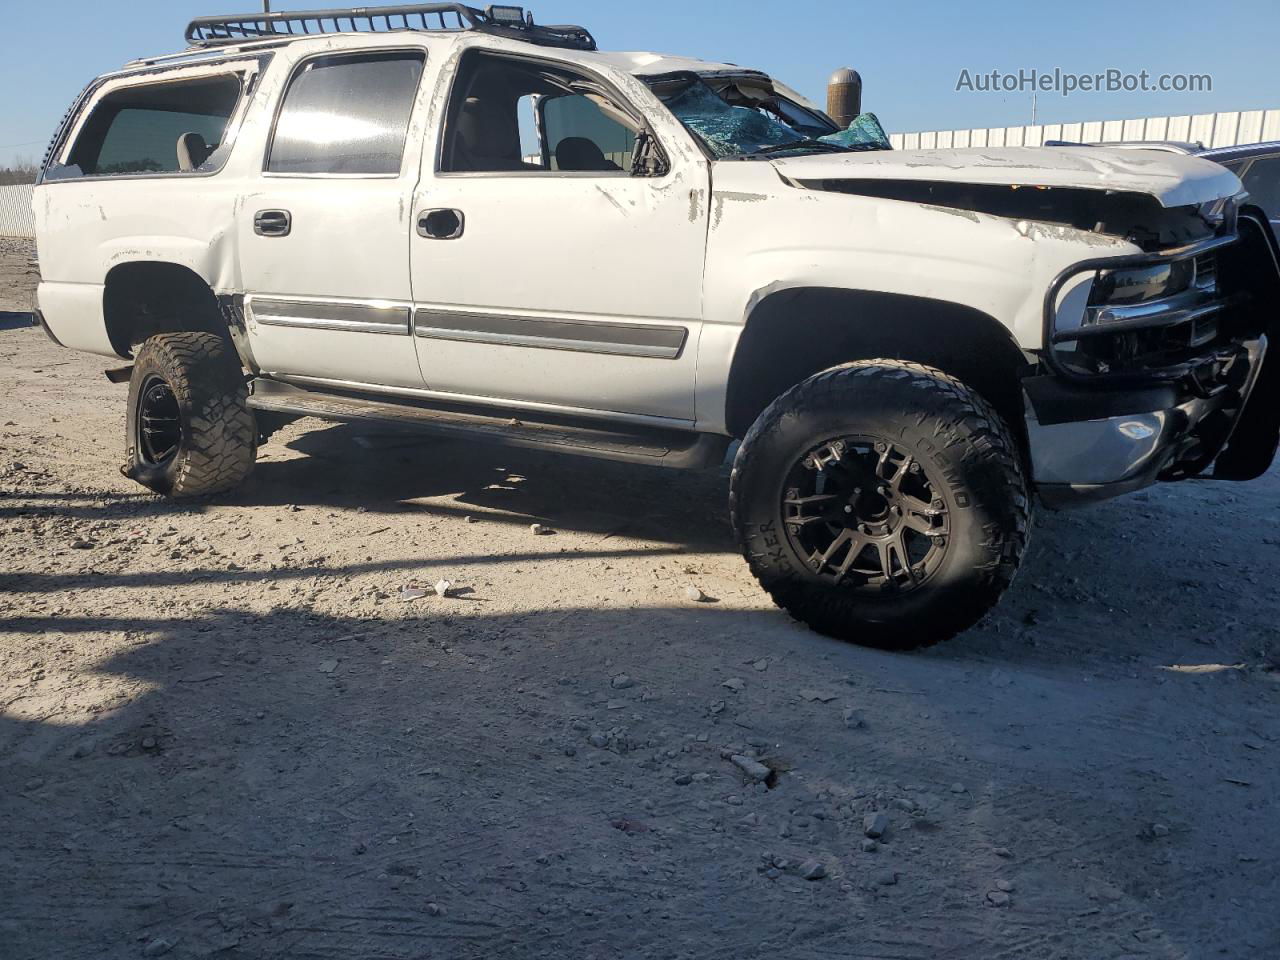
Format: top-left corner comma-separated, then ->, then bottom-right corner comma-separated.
185,3 -> 595,51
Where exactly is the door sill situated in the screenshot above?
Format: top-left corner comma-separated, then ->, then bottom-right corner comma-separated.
247,379 -> 729,470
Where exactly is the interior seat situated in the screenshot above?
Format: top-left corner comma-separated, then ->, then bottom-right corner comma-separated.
453,97 -> 534,172
555,137 -> 620,172
176,132 -> 212,172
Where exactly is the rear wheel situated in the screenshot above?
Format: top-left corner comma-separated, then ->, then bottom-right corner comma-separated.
730,360 -> 1029,649
125,332 -> 256,497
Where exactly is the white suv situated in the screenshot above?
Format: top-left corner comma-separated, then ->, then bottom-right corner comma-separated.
31,4 -> 1280,648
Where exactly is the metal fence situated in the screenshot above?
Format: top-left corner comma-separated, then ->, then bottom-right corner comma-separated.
0,184 -> 35,239
890,107 -> 1280,151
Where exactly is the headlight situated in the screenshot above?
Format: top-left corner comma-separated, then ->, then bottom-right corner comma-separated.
1085,254 -> 1218,326
1046,234 -> 1237,380
1091,261 -> 1194,306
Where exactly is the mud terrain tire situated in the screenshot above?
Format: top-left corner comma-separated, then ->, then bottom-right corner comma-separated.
730,360 -> 1029,649
125,332 -> 256,497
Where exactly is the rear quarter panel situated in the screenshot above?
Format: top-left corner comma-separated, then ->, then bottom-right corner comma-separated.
33,56 -> 274,356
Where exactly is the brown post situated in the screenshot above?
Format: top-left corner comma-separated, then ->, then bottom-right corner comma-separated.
827,68 -> 863,129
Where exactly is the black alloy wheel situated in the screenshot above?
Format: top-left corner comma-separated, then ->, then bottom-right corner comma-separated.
730,359 -> 1030,649
135,374 -> 183,466
781,436 -> 950,592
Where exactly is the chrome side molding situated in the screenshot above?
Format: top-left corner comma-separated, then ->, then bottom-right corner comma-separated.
248,297 -> 411,336
413,308 -> 687,359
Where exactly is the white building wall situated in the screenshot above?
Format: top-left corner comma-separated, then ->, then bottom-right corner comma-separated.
891,108 -> 1280,151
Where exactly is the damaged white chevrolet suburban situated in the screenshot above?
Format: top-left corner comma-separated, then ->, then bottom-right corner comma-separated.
31,4 -> 1280,648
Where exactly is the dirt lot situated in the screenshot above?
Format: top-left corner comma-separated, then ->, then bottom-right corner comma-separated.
2,238 -> 1279,960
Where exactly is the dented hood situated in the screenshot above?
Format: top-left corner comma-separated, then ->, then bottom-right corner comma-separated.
770,146 -> 1241,208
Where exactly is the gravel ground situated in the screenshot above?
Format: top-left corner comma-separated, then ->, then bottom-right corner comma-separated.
2,238 -> 1280,959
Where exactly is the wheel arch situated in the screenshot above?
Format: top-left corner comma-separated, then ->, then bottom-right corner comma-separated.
724,287 -> 1030,441
102,260 -> 233,360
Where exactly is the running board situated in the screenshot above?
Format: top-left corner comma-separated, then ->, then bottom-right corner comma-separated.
247,380 -> 729,469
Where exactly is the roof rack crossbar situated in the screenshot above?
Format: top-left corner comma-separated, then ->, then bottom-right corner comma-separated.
186,3 -> 595,51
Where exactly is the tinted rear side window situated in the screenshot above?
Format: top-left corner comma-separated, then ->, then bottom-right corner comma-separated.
268,52 -> 425,175
65,74 -> 242,176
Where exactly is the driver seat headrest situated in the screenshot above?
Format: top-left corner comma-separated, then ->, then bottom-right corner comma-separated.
176,132 -> 212,172
555,137 -> 620,172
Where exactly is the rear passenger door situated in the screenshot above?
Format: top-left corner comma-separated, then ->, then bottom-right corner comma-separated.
238,48 -> 428,388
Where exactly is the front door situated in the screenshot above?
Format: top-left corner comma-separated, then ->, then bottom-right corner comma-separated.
238,48 -> 428,388
409,49 -> 708,423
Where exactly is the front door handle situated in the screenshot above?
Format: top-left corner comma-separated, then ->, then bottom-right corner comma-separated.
254,209 -> 292,237
417,208 -> 464,240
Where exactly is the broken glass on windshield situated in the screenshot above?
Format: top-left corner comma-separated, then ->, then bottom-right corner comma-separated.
660,78 -> 805,158
652,75 -> 891,159
818,112 -> 892,151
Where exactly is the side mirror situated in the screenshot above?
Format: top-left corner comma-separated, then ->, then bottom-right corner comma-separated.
630,130 -> 668,177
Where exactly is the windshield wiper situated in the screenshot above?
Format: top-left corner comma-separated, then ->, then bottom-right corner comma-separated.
751,140 -> 852,156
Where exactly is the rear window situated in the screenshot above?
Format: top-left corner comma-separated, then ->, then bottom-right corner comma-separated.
267,51 -> 425,175
63,74 -> 243,177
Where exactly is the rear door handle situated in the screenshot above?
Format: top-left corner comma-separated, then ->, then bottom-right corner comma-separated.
417,208 -> 464,240
254,209 -> 292,237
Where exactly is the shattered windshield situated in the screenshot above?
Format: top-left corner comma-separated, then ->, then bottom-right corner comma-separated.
651,74 -> 891,159
820,112 -> 893,151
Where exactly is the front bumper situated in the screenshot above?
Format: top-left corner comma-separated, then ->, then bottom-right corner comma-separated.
1029,207 -> 1280,508
1027,337 -> 1265,508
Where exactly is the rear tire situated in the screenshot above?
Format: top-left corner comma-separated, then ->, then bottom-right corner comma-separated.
729,360 -> 1029,650
125,332 -> 256,497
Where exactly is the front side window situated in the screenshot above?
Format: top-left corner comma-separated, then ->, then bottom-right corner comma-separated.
63,74 -> 242,177
268,51 -> 425,175
541,94 -> 634,171
441,52 -> 654,175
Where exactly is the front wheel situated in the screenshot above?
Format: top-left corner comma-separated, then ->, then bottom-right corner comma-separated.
730,360 -> 1029,650
125,332 -> 257,497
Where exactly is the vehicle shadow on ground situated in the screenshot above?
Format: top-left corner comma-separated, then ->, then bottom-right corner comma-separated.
0,541 -> 691,597
7,417 -> 1277,677
0,488 -> 224,523
234,422 -> 734,551
1,420 -> 731,537
0,311 -> 33,330
229,421 -> 1280,673
3,600 -> 1255,959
